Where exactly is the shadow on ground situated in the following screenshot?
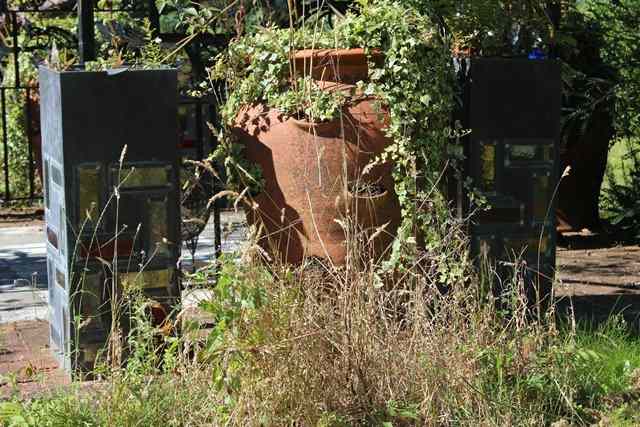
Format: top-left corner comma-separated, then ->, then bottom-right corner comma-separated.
556,231 -> 640,332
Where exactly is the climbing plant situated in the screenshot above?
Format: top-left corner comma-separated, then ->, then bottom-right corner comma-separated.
212,0 -> 467,280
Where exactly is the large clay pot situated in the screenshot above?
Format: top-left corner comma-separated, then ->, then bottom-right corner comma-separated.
233,49 -> 401,265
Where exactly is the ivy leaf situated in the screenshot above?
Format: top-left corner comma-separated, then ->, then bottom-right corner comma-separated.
184,7 -> 198,16
420,94 -> 431,106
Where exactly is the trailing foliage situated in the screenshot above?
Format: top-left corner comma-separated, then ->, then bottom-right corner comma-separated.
213,0 -> 467,279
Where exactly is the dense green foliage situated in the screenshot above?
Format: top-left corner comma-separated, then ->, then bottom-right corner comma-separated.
214,0 -> 466,278
0,7 -> 76,199
601,138 -> 640,237
582,0 -> 640,139
436,0 -> 553,56
0,86 -> 33,200
582,0 -> 640,233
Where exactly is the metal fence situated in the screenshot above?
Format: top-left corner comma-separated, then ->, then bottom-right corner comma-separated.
0,1 -> 222,209
0,4 -> 65,202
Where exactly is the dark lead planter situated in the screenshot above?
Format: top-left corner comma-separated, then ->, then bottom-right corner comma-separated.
458,58 -> 561,308
39,66 -> 181,375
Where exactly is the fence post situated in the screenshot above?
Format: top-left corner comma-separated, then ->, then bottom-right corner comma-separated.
1,88 -> 10,201
78,0 -> 96,64
207,103 -> 222,259
11,12 -> 20,88
147,0 -> 161,34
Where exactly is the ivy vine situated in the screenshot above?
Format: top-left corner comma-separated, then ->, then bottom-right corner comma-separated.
212,0 -> 468,281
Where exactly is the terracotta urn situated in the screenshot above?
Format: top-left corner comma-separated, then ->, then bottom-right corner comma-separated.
232,49 -> 401,265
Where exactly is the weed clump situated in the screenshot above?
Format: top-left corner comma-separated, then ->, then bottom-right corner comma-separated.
4,248 -> 640,426
190,253 -> 627,425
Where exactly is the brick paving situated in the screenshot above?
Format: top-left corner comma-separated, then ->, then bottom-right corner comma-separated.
0,320 -> 70,399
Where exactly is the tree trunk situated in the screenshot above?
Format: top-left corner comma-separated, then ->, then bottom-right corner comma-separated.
556,6 -> 616,232
557,106 -> 614,231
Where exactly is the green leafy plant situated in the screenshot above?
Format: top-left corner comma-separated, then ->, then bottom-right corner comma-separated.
212,0 -> 467,280
600,139 -> 640,238
581,0 -> 640,139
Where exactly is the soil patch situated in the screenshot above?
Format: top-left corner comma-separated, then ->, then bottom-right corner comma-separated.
0,206 -> 44,228
556,235 -> 640,329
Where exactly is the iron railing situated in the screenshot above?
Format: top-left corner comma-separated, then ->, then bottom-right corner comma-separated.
0,2 -> 222,209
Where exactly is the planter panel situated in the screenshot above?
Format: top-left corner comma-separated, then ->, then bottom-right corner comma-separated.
39,66 -> 180,375
460,58 -> 561,304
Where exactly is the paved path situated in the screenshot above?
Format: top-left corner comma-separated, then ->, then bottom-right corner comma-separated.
0,224 -> 47,287
0,211 -> 247,324
0,223 -> 49,324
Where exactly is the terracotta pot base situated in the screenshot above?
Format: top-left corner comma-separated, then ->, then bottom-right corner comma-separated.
233,49 -> 400,265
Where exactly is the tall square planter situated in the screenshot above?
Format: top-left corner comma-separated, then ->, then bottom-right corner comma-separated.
459,58 -> 561,304
39,66 -> 181,374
